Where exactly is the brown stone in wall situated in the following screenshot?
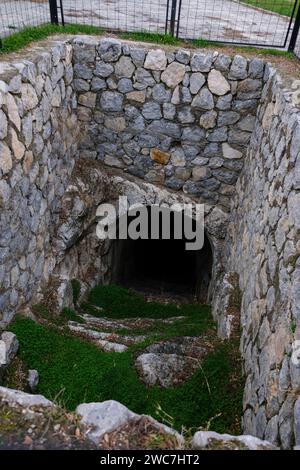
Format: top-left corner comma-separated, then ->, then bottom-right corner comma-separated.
150,148 -> 170,165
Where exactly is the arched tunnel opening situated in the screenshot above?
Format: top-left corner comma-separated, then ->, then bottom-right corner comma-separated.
110,206 -> 213,303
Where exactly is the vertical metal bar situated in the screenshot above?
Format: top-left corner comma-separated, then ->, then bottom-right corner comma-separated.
284,0 -> 298,48
49,0 -> 59,25
176,0 -> 183,39
165,0 -> 170,35
169,0 -> 178,36
289,1 -> 300,51
59,0 -> 65,27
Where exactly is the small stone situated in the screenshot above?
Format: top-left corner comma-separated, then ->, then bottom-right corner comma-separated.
214,54 -> 232,72
192,87 -> 214,110
0,109 -> 7,139
216,94 -> 233,110
0,180 -> 11,206
6,93 -> 21,131
0,386 -> 53,409
144,49 -> 167,71
207,70 -> 230,96
10,128 -> 25,160
192,431 -> 276,450
98,38 -> 122,62
191,53 -> 214,72
249,58 -> 264,79
78,92 -> 97,108
23,151 -> 34,174
182,126 -> 205,143
178,107 -> 195,124
161,62 -> 186,88
118,78 -> 133,93
91,77 -> 106,92
115,56 -> 135,78
104,117 -> 126,132
218,111 -> 240,126
171,86 -> 180,105
150,148 -> 170,165
8,75 -> 22,94
171,148 -> 186,167
189,72 -> 206,94
163,103 -> 176,120
237,78 -> 262,99
175,167 -> 191,180
238,115 -> 256,132
208,126 -> 228,142
21,84 -> 39,111
95,61 -> 114,78
165,177 -> 184,190
1,332 -> 19,364
126,90 -> 146,103
148,119 -> 181,139
28,369 -> 39,392
212,168 -> 237,184
152,84 -> 171,103
104,155 -> 124,168
222,143 -> 243,159
200,110 -> 217,129
130,48 -> 146,67
229,55 -> 248,79
192,167 -> 209,181
142,102 -> 162,120
100,91 -> 123,112
175,49 -> 190,64
134,68 -> 156,89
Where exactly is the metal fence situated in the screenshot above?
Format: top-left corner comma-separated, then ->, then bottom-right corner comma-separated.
0,0 -> 300,58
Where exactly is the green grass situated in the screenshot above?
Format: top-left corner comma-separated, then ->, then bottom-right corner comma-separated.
120,31 -> 180,46
82,284 -> 211,320
0,24 -> 104,55
239,0 -> 296,17
10,316 -> 243,434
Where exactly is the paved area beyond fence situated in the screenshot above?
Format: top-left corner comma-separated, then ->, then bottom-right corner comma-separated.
0,0 -> 293,47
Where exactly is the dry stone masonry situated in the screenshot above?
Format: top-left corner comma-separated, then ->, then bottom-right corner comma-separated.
75,37 -> 264,209
0,35 -> 300,448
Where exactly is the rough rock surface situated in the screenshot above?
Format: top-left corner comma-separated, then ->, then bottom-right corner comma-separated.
192,431 -> 277,450
0,386 -> 54,409
135,336 -> 213,387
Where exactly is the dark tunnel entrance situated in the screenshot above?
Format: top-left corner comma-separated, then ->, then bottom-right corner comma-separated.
111,206 -> 213,304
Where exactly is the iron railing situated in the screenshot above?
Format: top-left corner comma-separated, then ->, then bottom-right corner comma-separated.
0,0 -> 299,59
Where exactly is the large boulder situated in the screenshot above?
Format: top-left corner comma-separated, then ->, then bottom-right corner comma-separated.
76,400 -> 183,447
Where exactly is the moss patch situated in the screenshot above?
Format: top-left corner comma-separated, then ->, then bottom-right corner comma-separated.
10,284 -> 243,435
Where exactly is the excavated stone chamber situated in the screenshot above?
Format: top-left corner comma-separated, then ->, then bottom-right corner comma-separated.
0,35 -> 300,448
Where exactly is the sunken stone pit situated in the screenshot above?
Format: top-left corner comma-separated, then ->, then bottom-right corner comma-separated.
0,36 -> 300,448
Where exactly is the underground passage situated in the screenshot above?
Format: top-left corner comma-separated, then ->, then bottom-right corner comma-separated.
110,206 -> 213,303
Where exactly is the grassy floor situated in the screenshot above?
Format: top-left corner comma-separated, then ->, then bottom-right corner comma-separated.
240,0 -> 296,17
82,284 -> 209,319
8,285 -> 243,435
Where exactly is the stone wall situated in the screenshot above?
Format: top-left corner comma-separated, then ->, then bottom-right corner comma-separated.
74,37 -> 265,211
0,40 -> 80,325
216,64 -> 300,448
1,36 -> 300,448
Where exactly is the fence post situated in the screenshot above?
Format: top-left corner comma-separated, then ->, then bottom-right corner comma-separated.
169,0 -> 178,36
289,2 -> 300,52
49,0 -> 59,25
